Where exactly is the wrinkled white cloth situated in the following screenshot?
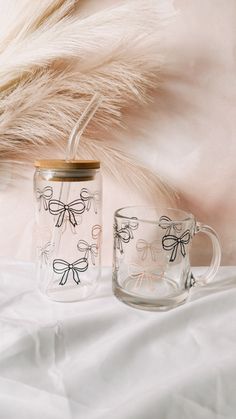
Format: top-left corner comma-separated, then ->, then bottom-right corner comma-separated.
0,262 -> 236,419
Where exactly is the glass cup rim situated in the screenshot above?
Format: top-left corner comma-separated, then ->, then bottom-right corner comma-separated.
114,206 -> 195,225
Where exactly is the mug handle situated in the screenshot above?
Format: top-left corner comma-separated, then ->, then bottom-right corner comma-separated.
191,222 -> 221,287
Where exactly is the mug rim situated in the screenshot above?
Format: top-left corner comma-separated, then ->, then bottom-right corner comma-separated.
114,206 -> 195,224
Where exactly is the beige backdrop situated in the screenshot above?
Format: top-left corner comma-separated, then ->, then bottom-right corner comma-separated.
0,0 -> 235,265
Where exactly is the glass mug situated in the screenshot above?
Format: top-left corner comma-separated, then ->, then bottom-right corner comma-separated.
113,207 -> 221,311
34,159 -> 102,302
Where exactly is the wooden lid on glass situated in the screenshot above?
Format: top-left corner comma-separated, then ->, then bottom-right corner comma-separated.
34,159 -> 100,170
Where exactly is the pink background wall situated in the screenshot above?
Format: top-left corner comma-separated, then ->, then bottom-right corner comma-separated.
0,0 -> 236,265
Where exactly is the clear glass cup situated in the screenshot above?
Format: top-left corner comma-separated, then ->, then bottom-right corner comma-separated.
34,159 -> 102,302
113,206 -> 221,311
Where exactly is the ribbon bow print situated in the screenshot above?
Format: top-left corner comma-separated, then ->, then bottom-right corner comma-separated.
36,186 -> 53,211
61,214 -> 82,235
38,241 -> 55,266
77,240 -> 98,265
121,218 -> 139,239
127,264 -> 164,291
53,258 -> 88,285
49,199 -> 85,228
80,188 -> 100,214
159,215 -> 183,236
162,230 -> 191,262
136,239 -> 161,261
114,225 -> 131,254
92,224 -> 102,249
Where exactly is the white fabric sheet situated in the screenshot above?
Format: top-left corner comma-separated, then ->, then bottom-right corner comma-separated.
0,262 -> 236,418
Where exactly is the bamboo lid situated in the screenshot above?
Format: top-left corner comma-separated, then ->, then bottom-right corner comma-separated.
34,159 -> 100,169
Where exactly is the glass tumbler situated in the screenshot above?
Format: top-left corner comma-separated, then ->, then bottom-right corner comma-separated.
113,206 -> 221,311
34,160 -> 102,302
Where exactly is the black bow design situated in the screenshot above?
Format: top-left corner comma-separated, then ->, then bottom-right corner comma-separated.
77,240 -> 98,265
114,225 -> 131,254
80,188 -> 100,214
36,186 -> 53,211
159,215 -> 183,236
162,230 -> 191,262
121,218 -> 139,239
53,258 -> 88,285
49,199 -> 85,227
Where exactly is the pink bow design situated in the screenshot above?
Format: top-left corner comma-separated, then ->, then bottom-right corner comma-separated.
80,188 -> 100,214
36,186 -> 53,211
77,240 -> 98,265
136,239 -> 161,261
159,215 -> 183,236
38,241 -> 55,266
92,224 -> 102,249
127,263 -> 164,290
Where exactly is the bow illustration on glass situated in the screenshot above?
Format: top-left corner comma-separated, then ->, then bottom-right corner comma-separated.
136,239 -> 161,261
162,230 -> 191,262
49,199 -> 85,228
36,186 -> 53,211
77,240 -> 98,265
61,214 -> 82,235
159,215 -> 183,236
38,241 -> 55,266
121,217 -> 139,239
53,258 -> 88,285
114,223 -> 132,254
80,188 -> 100,214
92,224 -> 102,249
127,263 -> 164,291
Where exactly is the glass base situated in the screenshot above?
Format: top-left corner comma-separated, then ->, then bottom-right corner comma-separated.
43,282 -> 98,302
113,279 -> 189,312
38,266 -> 100,302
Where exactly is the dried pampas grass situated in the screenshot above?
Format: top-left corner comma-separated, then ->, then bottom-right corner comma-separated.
0,0 -> 175,202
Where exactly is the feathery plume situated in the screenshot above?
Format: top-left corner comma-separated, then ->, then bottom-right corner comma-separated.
0,0 -> 175,201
